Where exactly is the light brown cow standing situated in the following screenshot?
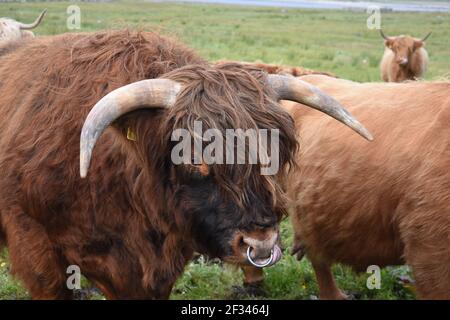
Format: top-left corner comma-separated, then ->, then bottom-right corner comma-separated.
379,30 -> 431,82
243,75 -> 450,300
0,10 -> 46,44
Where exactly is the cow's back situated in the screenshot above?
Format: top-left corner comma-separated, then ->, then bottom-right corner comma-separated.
285,75 -> 450,270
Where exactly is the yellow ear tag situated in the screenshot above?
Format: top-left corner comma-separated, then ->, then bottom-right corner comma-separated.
127,127 -> 137,141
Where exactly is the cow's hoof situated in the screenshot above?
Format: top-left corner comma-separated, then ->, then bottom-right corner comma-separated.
73,287 -> 102,300
319,289 -> 356,300
230,281 -> 267,298
344,291 -> 360,300
331,290 -> 358,300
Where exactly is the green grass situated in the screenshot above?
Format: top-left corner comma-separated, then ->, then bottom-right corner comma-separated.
1,1 -> 447,300
2,1 -> 449,81
171,221 -> 415,300
0,221 -> 416,300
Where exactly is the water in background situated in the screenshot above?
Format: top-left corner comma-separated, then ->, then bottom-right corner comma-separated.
159,0 -> 450,13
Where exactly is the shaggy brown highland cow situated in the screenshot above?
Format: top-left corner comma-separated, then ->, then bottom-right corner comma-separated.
0,30 -> 370,299
242,75 -> 450,300
379,30 -> 431,82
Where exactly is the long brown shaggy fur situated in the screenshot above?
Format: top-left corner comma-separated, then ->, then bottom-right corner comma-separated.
243,76 -> 450,299
280,75 -> 449,299
161,63 -> 297,208
0,30 -> 298,299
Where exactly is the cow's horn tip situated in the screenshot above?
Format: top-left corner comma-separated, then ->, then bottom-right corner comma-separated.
80,163 -> 88,178
363,131 -> 374,141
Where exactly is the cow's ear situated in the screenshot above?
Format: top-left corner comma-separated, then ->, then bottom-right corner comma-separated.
384,39 -> 393,48
414,40 -> 424,49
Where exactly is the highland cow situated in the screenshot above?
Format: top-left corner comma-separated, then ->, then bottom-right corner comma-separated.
379,30 -> 431,82
0,10 -> 46,44
242,75 -> 450,300
217,61 -> 336,78
0,30 -> 371,299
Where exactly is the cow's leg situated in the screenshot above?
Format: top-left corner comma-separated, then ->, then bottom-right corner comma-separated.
3,206 -> 72,299
310,259 -> 348,300
398,204 -> 450,300
405,247 -> 450,299
403,236 -> 450,299
407,262 -> 450,299
0,228 -> 5,248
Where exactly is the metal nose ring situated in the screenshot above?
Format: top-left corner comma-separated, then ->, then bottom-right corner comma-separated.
246,246 -> 274,268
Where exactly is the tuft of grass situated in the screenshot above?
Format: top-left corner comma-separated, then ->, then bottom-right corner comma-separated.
172,257 -> 241,300
0,250 -> 30,299
173,221 -> 415,300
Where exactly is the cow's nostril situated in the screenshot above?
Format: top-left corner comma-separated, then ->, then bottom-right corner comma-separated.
397,58 -> 408,66
243,237 -> 277,259
248,246 -> 271,260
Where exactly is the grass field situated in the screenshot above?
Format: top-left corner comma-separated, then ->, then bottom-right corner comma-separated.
0,1 -> 448,300
2,1 -> 449,81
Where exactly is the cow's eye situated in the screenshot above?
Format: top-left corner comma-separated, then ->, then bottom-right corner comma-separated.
255,222 -> 274,229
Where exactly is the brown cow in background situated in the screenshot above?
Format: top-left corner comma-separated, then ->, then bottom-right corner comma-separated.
0,10 -> 46,44
243,75 -> 450,299
379,30 -> 431,82
217,60 -> 336,78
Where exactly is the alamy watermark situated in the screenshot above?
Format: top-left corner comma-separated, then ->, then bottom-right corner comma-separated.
366,265 -> 381,290
170,121 -> 280,176
66,264 -> 81,290
67,5 -> 81,30
366,5 -> 381,30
